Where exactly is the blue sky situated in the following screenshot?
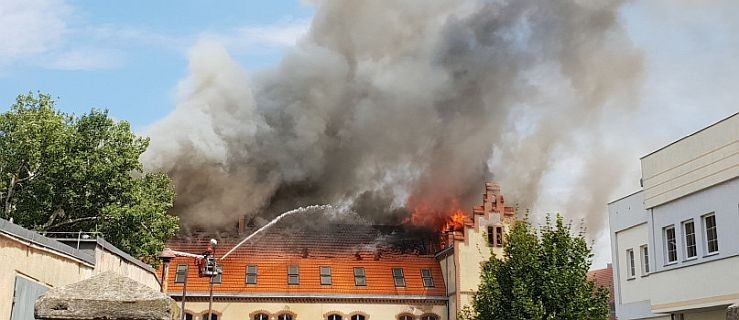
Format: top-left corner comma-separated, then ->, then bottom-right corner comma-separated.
0,0 -> 314,130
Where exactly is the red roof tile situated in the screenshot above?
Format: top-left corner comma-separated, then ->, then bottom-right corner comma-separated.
164,223 -> 446,298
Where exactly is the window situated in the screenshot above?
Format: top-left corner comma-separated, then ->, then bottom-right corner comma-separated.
351,315 -> 365,320
392,268 -> 406,287
277,314 -> 293,320
487,225 -> 504,247
398,315 -> 413,320
672,314 -> 685,320
421,315 -> 438,320
320,266 -> 332,285
354,267 -> 366,286
254,314 -> 269,320
626,249 -> 635,278
175,264 -> 188,283
246,265 -> 257,284
683,220 -> 697,259
288,265 -> 300,285
487,226 -> 494,246
664,226 -> 677,263
640,245 -> 650,275
704,214 -> 719,254
185,313 -> 194,320
203,314 -> 218,320
327,314 -> 342,320
421,269 -> 434,287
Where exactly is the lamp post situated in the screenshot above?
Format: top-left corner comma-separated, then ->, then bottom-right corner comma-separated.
206,239 -> 218,320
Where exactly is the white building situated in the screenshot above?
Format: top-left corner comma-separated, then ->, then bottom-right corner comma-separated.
608,112 -> 738,320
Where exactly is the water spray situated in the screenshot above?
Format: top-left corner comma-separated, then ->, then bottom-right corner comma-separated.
220,204 -> 333,260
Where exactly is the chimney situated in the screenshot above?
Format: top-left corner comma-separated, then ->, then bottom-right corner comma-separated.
238,216 -> 246,234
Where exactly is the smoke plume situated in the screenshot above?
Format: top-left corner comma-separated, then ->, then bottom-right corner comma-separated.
142,0 -> 642,236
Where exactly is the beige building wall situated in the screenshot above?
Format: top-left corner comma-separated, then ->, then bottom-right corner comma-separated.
614,223 -> 651,304
455,212 -> 507,311
0,233 -> 94,320
94,245 -> 160,289
646,255 -> 739,314
641,113 -> 738,208
180,301 -> 447,320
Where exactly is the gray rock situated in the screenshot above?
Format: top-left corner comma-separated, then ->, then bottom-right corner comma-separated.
35,271 -> 180,320
728,304 -> 739,320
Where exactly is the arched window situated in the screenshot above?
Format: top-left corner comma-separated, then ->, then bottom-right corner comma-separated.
277,314 -> 293,320
421,315 -> 438,320
398,314 -> 413,320
350,315 -> 365,320
254,314 -> 269,320
327,314 -> 342,320
203,314 -> 218,320
184,313 -> 194,320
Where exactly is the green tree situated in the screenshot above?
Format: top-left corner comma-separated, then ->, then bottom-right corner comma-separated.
0,92 -> 178,263
463,214 -> 609,320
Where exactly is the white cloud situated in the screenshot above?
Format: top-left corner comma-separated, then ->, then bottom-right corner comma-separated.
0,0 -> 70,65
200,18 -> 311,53
44,48 -> 124,71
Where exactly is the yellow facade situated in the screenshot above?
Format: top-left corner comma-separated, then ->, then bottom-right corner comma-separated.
0,232 -> 94,320
180,301 -> 447,320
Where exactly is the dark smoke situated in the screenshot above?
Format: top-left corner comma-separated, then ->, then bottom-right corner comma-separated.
142,0 -> 642,235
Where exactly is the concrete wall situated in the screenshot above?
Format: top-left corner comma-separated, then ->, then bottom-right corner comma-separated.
641,113 -> 738,208
179,301 -> 447,320
0,233 -> 94,320
92,239 -> 160,289
615,223 -> 651,304
650,178 -> 739,274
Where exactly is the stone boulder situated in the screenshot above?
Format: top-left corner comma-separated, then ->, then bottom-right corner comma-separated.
35,271 -> 179,320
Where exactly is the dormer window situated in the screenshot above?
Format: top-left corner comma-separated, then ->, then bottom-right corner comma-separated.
320,266 -> 332,285
246,265 -> 257,284
288,265 -> 299,285
392,268 -> 406,287
175,264 -> 188,283
354,267 -> 366,286
421,268 -> 434,287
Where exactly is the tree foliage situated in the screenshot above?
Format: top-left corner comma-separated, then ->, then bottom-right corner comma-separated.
0,93 -> 178,263
463,214 -> 609,320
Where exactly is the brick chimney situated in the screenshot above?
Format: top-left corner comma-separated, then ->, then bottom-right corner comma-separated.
238,216 -> 246,235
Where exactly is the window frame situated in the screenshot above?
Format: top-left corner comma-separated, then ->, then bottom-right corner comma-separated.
640,245 -> 650,276
277,314 -> 294,320
421,268 -> 434,287
320,266 -> 332,285
288,265 -> 300,285
682,219 -> 697,260
494,225 -> 504,247
703,213 -> 719,255
246,265 -> 258,285
175,264 -> 188,284
663,225 -> 678,265
626,248 -> 636,279
392,268 -> 406,287
354,267 -> 367,286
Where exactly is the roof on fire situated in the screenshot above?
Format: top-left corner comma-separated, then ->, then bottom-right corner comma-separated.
163,222 -> 447,299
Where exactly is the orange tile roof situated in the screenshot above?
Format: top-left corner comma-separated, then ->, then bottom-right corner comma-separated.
163,224 -> 446,298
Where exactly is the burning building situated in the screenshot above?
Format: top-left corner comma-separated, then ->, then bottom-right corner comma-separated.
161,183 -> 515,320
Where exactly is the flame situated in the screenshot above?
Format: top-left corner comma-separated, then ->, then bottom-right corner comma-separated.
404,195 -> 468,233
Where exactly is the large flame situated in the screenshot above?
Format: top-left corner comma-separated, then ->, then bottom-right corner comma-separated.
404,196 -> 469,233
